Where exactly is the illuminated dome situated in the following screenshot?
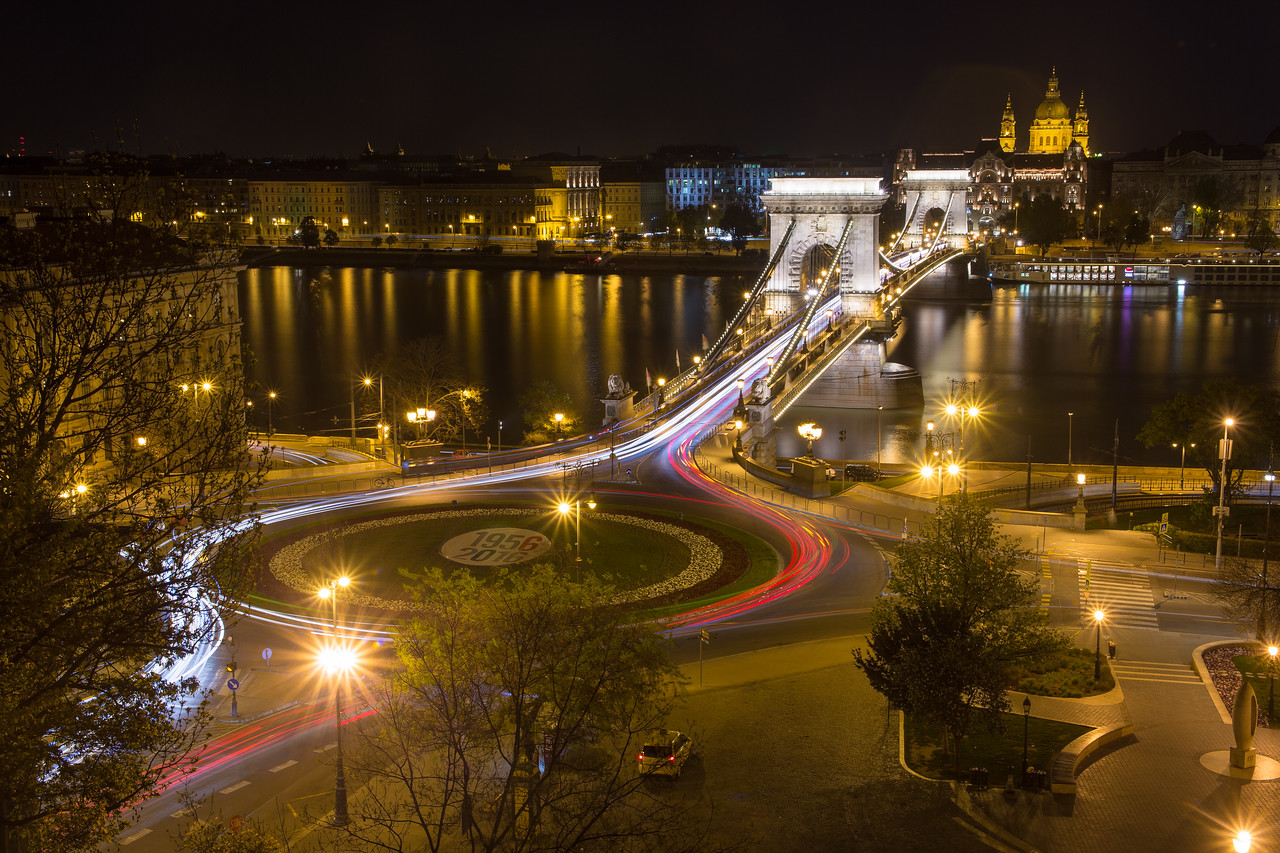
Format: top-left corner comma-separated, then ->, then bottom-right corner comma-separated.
1035,70 -> 1069,120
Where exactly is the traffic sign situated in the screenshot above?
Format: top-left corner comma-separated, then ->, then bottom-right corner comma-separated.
699,629 -> 711,644
262,647 -> 272,662
227,677 -> 240,691
229,814 -> 243,832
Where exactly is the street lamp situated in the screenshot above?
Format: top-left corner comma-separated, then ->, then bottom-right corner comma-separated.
267,390 -> 277,438
1173,441 -> 1195,491
316,575 -> 352,826
1234,830 -> 1252,853
734,419 -> 743,450
1216,418 -> 1235,572
1268,645 -> 1278,724
554,412 -> 564,441
1093,609 -> 1105,681
1021,696 -> 1031,788
557,496 -> 596,581
798,422 -> 822,457
1068,411 -> 1073,467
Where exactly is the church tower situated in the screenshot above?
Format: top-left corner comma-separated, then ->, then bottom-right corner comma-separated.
1072,92 -> 1089,155
1028,68 -> 1072,154
999,94 -> 1016,153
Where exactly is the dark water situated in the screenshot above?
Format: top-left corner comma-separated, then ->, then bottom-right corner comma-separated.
239,268 -> 1280,466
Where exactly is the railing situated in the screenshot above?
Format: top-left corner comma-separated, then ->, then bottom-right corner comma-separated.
691,436 -> 924,539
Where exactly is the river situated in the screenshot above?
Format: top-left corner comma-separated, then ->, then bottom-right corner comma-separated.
238,266 -> 1280,468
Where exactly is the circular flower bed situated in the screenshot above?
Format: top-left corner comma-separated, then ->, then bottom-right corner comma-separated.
267,507 -> 723,611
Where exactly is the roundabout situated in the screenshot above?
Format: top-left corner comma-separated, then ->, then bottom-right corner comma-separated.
255,503 -> 759,617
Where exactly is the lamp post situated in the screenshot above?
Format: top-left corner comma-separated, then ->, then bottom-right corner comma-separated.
734,419 -> 743,450
1068,411 -> 1073,467
1173,442 -> 1195,491
1234,830 -> 1252,853
267,390 -> 277,438
877,406 -> 883,478
557,496 -> 595,582
1021,696 -> 1031,788
1268,645 -> 1278,724
317,575 -> 352,826
554,412 -> 564,441
1093,609 -> 1105,681
1216,418 -> 1235,573
498,420 -> 503,454
798,422 -> 822,458
1265,458 -> 1275,641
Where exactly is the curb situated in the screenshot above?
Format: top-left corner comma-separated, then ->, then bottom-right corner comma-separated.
214,699 -> 299,725
1047,722 -> 1137,794
1193,639 -> 1264,725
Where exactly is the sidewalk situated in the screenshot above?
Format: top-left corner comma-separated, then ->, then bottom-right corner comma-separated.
698,444 -> 1280,852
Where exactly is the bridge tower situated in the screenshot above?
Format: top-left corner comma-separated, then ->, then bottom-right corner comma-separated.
899,169 -> 971,248
761,177 -> 888,318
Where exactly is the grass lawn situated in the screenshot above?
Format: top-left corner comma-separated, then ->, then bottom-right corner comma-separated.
1012,647 -> 1115,698
305,509 -> 682,600
266,503 -> 777,617
904,711 -> 1090,784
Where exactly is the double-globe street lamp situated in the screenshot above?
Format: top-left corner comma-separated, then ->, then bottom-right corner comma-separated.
1172,441 -> 1196,491
557,496 -> 596,582
1093,609 -> 1106,681
316,575 -> 353,826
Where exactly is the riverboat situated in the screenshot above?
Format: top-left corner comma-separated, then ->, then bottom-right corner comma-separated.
990,255 -> 1280,286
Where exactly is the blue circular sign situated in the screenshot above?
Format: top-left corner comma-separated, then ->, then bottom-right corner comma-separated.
227,678 -> 240,691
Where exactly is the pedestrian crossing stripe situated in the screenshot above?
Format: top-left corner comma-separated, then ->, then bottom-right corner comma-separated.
1110,660 -> 1203,684
1078,562 -> 1158,629
1038,555 -> 1052,616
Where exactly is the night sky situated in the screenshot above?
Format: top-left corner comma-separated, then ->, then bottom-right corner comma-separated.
5,3 -> 1274,161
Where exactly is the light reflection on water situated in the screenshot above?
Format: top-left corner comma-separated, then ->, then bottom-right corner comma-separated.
240,268 -> 1280,466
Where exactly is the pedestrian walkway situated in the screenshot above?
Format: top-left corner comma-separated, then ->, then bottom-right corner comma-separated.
1109,659 -> 1203,685
1077,561 -> 1159,630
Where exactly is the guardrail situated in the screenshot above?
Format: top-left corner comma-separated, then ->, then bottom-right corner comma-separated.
691,434 -> 924,539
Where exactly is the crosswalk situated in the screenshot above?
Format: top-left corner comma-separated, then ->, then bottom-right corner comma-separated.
1078,560 -> 1159,629
1109,660 -> 1204,685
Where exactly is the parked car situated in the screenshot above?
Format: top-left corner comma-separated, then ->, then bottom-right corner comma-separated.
638,729 -> 692,778
844,463 -> 881,482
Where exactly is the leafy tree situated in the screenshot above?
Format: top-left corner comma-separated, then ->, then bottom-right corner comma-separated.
339,566 -> 709,853
323,228 -> 340,248
1122,212 -> 1151,249
371,236 -> 384,248
381,338 -> 489,448
1136,378 -> 1280,496
717,202 -> 760,254
0,166 -> 264,849
1189,176 -> 1242,238
386,234 -> 399,249
1018,194 -> 1070,257
1245,213 -> 1278,256
853,494 -> 1065,771
518,380 -> 577,445
297,215 -> 321,249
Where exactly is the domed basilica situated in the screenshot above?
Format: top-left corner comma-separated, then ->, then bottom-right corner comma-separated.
1002,68 -> 1090,155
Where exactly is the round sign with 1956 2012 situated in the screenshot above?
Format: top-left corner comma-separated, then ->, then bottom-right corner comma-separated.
440,528 -> 553,566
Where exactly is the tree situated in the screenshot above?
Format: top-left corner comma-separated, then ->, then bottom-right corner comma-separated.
1136,378 -> 1280,496
717,202 -> 760,254
339,566 -> 710,853
297,215 -> 321,249
1215,555 -> 1280,642
176,815 -> 283,853
381,338 -> 489,447
1245,212 -> 1278,256
1018,194 -> 1070,257
1189,176 -> 1242,238
518,380 -> 576,445
386,234 -> 399,249
323,228 -> 340,248
0,161 -> 264,850
853,494 -> 1065,771
371,236 -> 384,248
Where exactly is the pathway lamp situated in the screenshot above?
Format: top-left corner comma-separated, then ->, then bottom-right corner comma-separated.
316,575 -> 353,826
267,390 -> 277,438
1068,411 -> 1073,466
1093,609 -> 1105,681
1021,696 -> 1031,788
554,412 -> 564,441
735,419 -> 744,450
557,496 -> 595,581
1234,831 -> 1252,853
1216,418 -> 1235,572
1265,463 -> 1276,640
1269,645 -> 1278,724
